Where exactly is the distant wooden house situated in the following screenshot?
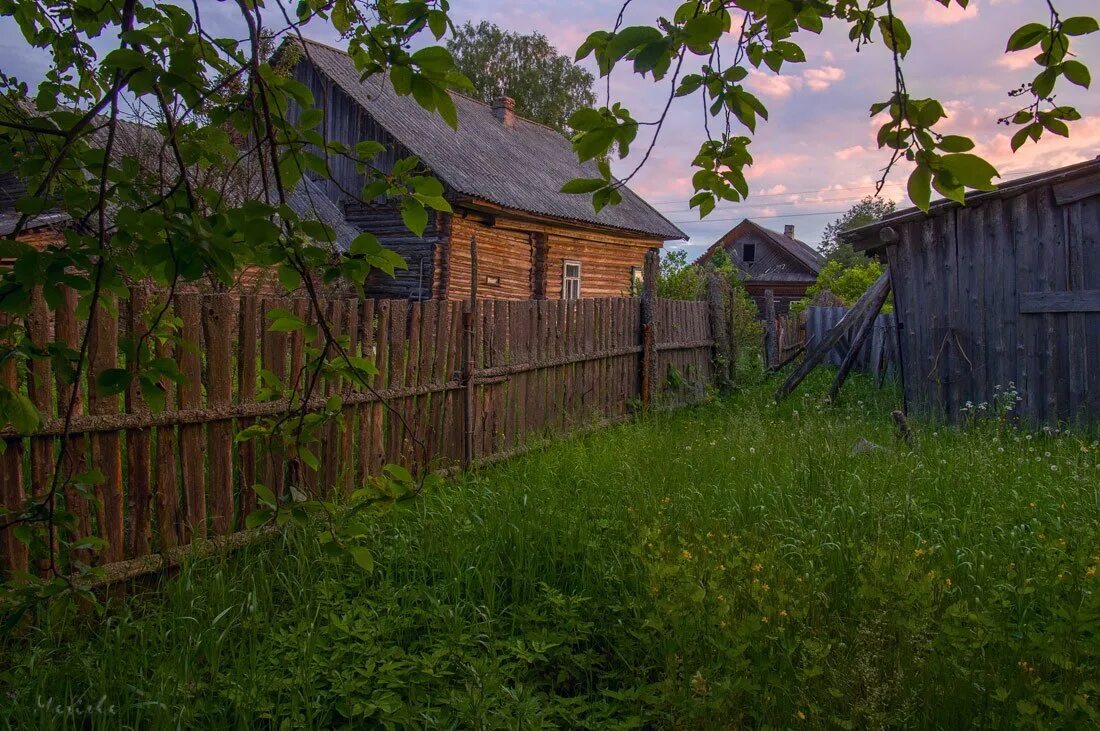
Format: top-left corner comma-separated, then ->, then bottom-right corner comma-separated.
843,157 -> 1100,425
694,218 -> 823,315
286,38 -> 686,301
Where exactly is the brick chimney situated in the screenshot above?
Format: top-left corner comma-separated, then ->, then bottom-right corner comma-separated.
492,96 -> 515,128
784,224 -> 796,238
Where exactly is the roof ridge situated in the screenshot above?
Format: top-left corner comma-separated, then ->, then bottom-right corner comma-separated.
295,36 -> 564,135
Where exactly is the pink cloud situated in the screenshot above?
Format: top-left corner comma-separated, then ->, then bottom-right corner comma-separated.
746,153 -> 811,180
996,51 -> 1035,71
897,0 -> 981,25
803,66 -> 846,91
835,145 -> 867,160
747,69 -> 802,98
761,183 -> 787,194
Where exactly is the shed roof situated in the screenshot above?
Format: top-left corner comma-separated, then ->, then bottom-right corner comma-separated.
294,37 -> 686,241
695,218 -> 823,279
842,156 -> 1100,251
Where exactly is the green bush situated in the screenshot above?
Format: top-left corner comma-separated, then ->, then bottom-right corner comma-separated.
657,249 -> 764,383
793,258 -> 892,316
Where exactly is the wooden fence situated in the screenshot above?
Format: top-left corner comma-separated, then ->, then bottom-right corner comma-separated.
805,305 -> 899,383
0,290 -> 717,577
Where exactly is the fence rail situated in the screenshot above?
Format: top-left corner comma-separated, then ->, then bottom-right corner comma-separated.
1,290 -> 716,577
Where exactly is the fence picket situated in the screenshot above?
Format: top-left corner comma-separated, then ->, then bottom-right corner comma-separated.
3,292 -> 719,581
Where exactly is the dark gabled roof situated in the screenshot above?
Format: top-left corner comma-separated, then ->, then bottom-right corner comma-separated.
694,218 -> 823,279
842,156 -> 1100,251
294,37 -> 686,241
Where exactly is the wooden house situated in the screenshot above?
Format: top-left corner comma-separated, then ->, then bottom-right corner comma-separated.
694,218 -> 823,315
286,38 -> 686,300
843,157 -> 1100,425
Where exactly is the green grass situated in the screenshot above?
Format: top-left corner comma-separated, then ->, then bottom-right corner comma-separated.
2,371 -> 1099,729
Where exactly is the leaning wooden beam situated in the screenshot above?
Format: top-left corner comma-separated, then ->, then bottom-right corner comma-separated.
828,277 -> 892,400
774,269 -> 891,401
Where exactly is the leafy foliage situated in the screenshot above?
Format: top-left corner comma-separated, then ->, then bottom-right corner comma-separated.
3,374 -> 1098,727
795,258 -> 889,317
446,21 -> 597,135
0,0 -> 466,616
561,1 -> 1097,214
819,196 -> 896,268
657,248 -> 763,377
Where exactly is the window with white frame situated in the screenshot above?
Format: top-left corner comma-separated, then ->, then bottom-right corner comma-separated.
631,265 -> 643,291
563,260 -> 581,300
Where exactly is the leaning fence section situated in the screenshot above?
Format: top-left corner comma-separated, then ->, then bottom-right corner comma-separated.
805,305 -> 899,383
0,291 -> 715,577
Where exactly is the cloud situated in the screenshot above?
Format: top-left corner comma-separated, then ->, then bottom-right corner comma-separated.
745,153 -> 811,180
747,70 -> 802,98
761,184 -> 787,195
835,145 -> 867,160
996,51 -> 1035,71
803,66 -> 846,91
897,0 -> 981,25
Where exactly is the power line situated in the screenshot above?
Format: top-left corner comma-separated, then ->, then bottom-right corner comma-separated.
640,167 -> 1046,207
669,209 -> 850,225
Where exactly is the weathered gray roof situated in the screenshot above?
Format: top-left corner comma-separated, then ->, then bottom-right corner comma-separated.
842,156 -> 1100,250
695,218 -> 823,278
296,38 -> 686,241
751,220 -> 824,274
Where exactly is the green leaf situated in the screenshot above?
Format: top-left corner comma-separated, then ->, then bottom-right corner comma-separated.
1005,23 -> 1048,52
1011,124 -> 1036,152
95,368 -> 131,396
245,508 -> 274,530
253,483 -> 277,507
277,264 -> 302,292
384,463 -> 414,484
560,178 -> 607,194
937,135 -> 975,153
1061,16 -> 1099,36
907,165 -> 932,211
683,15 -> 726,54
607,26 -> 663,62
941,153 -> 999,191
878,16 -> 912,57
350,546 -> 374,573
401,199 -> 429,237
1062,60 -> 1091,88
0,386 -> 40,433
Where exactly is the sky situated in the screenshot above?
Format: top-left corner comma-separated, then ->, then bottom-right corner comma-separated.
2,0 -> 1099,260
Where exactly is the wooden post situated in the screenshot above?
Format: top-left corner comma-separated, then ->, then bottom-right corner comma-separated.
774,269 -> 891,401
640,248 -> 659,406
763,289 -> 778,369
462,235 -> 478,466
706,273 -> 732,392
828,278 -> 892,400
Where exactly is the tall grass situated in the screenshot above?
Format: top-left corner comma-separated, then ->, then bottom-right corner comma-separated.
2,372 -> 1098,728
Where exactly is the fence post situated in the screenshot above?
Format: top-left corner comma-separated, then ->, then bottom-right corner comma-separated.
706,273 -> 732,391
640,248 -> 659,406
462,234 -> 479,467
763,288 -> 778,369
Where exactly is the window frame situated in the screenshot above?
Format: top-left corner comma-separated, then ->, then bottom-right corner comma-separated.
562,259 -> 582,300
742,242 -> 756,264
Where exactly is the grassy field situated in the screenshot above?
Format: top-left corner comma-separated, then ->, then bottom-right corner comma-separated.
2,371 -> 1099,728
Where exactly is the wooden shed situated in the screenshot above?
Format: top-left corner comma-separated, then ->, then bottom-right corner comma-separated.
286,38 -> 686,301
843,158 -> 1100,425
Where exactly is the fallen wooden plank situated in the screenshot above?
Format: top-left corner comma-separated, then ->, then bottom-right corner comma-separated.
774,269 -> 891,401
